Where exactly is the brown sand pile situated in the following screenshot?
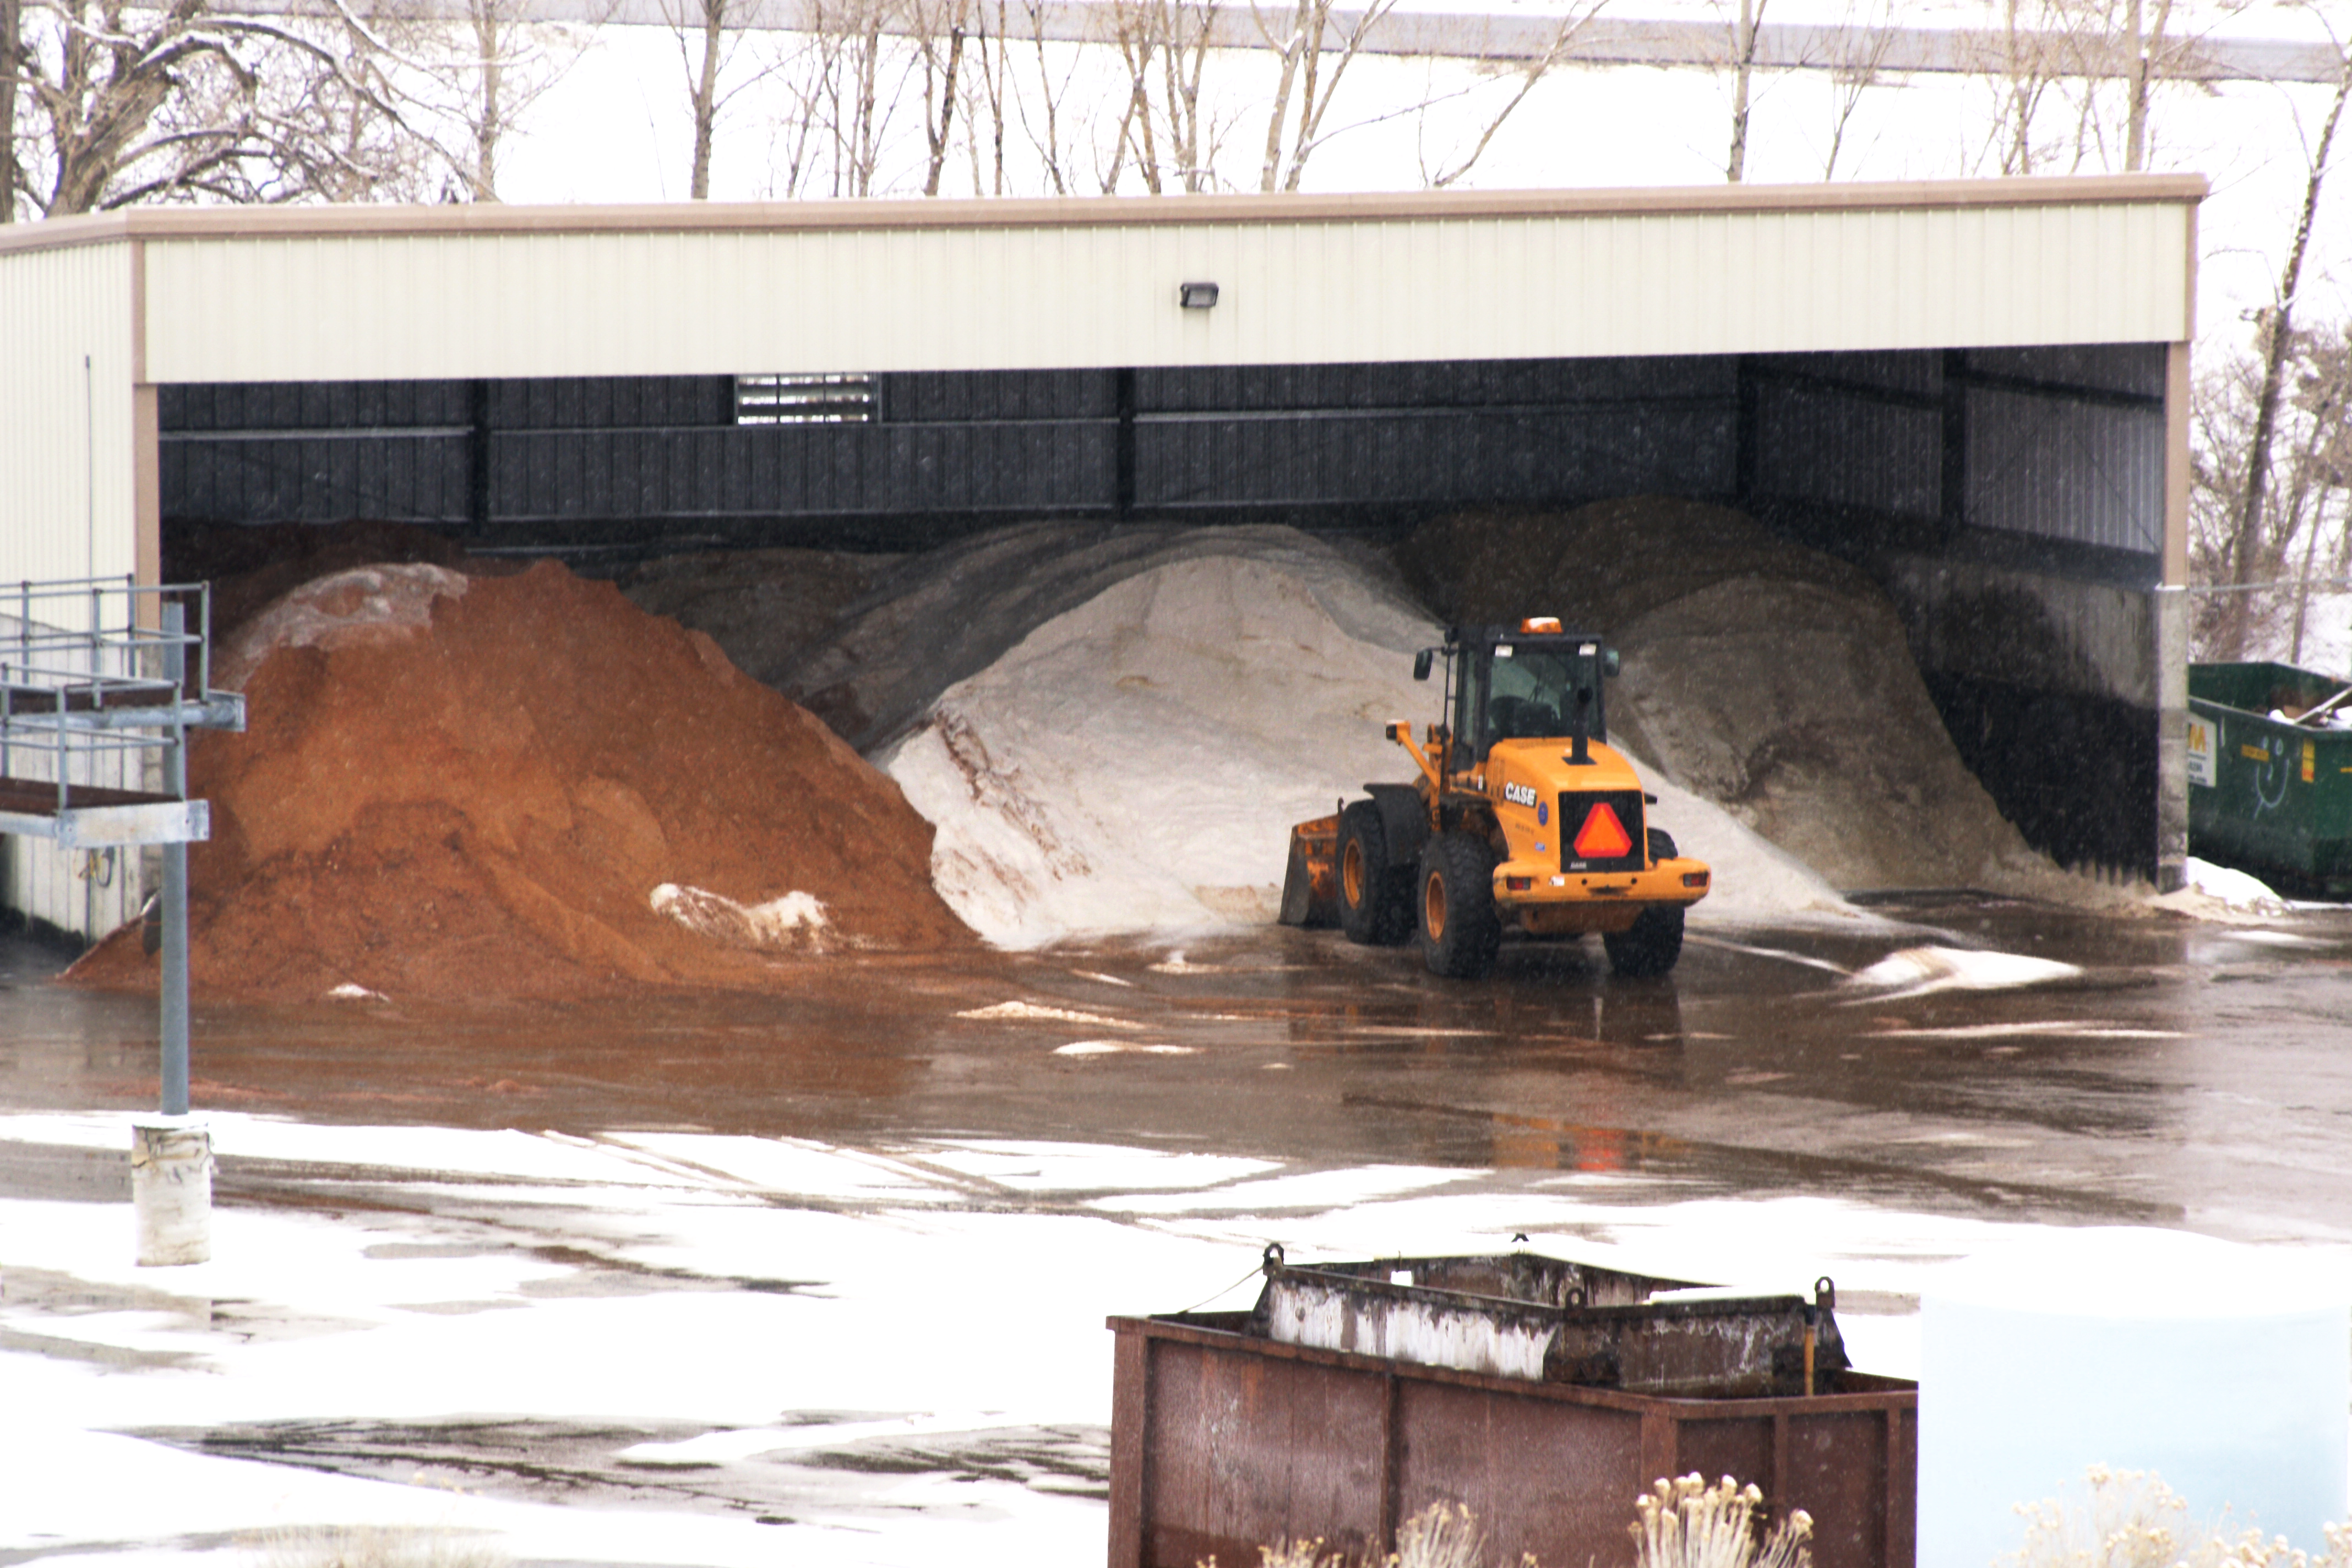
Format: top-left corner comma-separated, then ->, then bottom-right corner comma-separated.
1397,498 -> 2098,897
69,559 -> 972,1003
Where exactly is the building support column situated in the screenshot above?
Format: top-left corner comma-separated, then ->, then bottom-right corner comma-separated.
2153,339 -> 2193,892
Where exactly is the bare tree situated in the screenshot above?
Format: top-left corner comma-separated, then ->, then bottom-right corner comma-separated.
962,0 -> 1005,193
1965,0 -> 2198,178
1974,0 -> 2071,174
1250,0 -> 1396,192
1153,0 -> 1221,189
788,0 -> 922,196
667,0 -> 800,199
1811,0 -> 1897,179
2283,328 -> 2352,662
3,0 -> 21,219
1098,0 -> 1223,194
1011,0 -> 1082,193
2207,37 -> 2352,656
2121,0 -> 2174,171
1724,0 -> 1765,181
18,0 -> 425,215
1417,0 -> 1604,189
1096,0 -> 1156,192
361,0 -> 600,202
905,0 -> 966,193
2191,321 -> 2352,662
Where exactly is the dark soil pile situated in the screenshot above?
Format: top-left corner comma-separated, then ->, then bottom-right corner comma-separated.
1395,498 -> 2093,897
69,560 -> 973,1003
619,546 -> 901,694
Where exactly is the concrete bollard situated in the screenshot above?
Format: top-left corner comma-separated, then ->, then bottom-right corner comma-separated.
130,1118 -> 213,1266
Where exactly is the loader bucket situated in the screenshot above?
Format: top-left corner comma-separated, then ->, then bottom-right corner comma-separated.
1278,814 -> 1340,927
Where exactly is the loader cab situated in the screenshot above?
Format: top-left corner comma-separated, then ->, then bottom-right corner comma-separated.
1430,622 -> 1619,766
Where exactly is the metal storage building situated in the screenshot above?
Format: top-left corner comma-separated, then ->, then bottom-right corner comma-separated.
0,176 -> 2202,943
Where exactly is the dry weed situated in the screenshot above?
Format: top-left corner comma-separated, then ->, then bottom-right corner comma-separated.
1631,1474 -> 1812,1568
252,1525 -> 508,1568
2006,1466 -> 2352,1568
1391,1501 -> 1490,1568
1255,1540 -> 1348,1568
1204,1500 -> 1512,1568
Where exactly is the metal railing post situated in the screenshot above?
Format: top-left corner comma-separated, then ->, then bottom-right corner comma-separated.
159,600 -> 189,1120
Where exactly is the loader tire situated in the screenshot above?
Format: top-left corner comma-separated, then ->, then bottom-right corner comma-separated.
1338,801 -> 1414,946
1647,827 -> 1678,864
1419,832 -> 1501,980
1604,903 -> 1685,978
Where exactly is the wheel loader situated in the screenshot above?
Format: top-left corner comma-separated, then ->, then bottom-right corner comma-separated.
1278,618 -> 1710,978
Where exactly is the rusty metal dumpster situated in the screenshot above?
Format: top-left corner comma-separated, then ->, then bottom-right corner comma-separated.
1108,1251 -> 1914,1568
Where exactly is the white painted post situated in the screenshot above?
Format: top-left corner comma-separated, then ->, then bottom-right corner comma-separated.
130,1117 -> 211,1266
132,600 -> 208,1265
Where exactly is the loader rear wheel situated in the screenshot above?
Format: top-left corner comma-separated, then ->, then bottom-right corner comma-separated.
1419,832 -> 1500,979
1647,827 -> 1678,864
1338,802 -> 1414,946
1604,903 -> 1685,978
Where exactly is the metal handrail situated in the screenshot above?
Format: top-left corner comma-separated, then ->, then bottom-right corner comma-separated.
2,576 -> 233,816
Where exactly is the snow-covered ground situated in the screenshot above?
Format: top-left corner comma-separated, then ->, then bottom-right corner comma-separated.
4,1101 -> 2348,1567
0,1109 -> 2164,1561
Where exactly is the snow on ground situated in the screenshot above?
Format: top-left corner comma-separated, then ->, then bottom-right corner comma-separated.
6,1110 -> 2348,1566
2189,856 -> 2289,913
2148,856 -> 2294,921
876,529 -> 1866,946
0,1113 -> 2125,1565
1843,946 -> 2084,999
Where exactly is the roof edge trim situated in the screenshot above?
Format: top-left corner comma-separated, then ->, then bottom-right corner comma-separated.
0,175 -> 2209,259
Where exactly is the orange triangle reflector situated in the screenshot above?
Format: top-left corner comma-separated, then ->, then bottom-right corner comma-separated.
1572,802 -> 1632,859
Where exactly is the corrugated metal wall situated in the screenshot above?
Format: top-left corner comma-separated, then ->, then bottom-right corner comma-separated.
162,358 -> 1750,535
1749,343 -> 2166,558
163,347 -> 2158,560
138,199 -> 2196,384
0,242 -> 138,585
0,242 -> 149,945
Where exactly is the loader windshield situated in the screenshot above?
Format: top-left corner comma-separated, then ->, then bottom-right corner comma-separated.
1457,638 -> 1607,758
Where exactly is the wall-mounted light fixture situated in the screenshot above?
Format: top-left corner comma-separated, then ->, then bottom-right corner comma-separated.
1177,281 -> 1219,310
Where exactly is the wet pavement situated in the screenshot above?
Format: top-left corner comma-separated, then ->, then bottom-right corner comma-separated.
9,898 -> 2352,1565
8,896 -> 2352,1242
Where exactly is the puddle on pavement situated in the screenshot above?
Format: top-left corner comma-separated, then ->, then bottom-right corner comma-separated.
9,896 -> 2352,1233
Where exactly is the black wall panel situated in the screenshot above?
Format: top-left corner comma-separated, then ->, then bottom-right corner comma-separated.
161,352 -> 2159,556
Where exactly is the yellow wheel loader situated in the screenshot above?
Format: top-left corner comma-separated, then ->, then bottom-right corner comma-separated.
1278,618 -> 1711,979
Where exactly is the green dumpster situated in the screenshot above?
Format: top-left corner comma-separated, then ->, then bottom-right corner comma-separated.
2188,661 -> 2352,895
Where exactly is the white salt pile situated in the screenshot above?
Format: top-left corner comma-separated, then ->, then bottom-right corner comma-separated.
789,521 -> 1419,752
877,527 -> 1862,947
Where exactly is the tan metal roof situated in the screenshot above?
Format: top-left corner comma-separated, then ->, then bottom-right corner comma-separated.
0,175 -> 2208,257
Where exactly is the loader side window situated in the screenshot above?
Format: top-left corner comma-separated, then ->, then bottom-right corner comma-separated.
1454,647 -> 1491,761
